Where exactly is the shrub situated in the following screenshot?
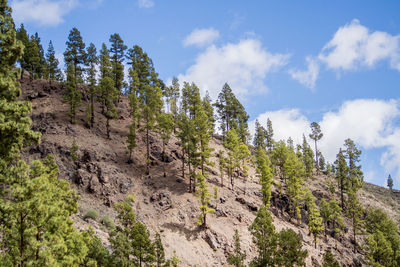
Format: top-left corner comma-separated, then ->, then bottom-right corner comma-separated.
84,209 -> 99,221
101,216 -> 115,229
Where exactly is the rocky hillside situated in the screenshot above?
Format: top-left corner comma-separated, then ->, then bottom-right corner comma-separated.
20,76 -> 400,266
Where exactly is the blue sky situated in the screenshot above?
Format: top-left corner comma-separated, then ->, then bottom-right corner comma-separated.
10,0 -> 400,188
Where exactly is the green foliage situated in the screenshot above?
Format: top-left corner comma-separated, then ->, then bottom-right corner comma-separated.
0,9 -> 40,168
344,138 -> 363,191
109,33 -> 127,93
346,190 -> 364,252
1,156 -> 88,266
334,148 -> 349,209
322,249 -> 340,267
154,233 -> 166,267
1,4 -> 89,266
63,63 -> 82,123
196,173 -> 215,227
275,228 -> 308,267
387,174 -> 394,190
255,147 -> 273,206
364,208 -> 400,266
101,215 -> 115,230
227,229 -> 246,267
249,206 -> 277,267
98,76 -> 118,139
249,206 -> 307,267
320,198 -> 343,238
309,122 -> 323,171
84,209 -> 99,221
265,118 -> 274,151
83,227 -> 111,267
110,195 -> 156,267
165,76 -> 180,117
170,250 -> 180,267
70,138 -> 79,162
305,189 -> 323,248
214,83 -> 249,142
46,40 -> 62,82
302,134 -> 314,178
64,27 -> 86,83
253,119 -> 267,150
283,149 -> 305,222
85,42 -> 98,127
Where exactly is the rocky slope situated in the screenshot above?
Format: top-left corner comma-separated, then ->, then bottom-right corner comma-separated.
20,76 -> 400,266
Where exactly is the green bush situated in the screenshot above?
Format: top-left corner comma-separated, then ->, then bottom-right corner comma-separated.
83,209 -> 99,221
101,216 -> 115,230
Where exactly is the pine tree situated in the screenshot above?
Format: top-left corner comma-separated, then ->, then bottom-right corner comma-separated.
346,189 -> 364,252
364,208 -> 400,266
283,149 -> 305,223
320,198 -> 343,239
322,249 -> 340,267
31,32 -> 46,78
154,233 -> 166,267
1,3 -> 88,265
82,228 -> 111,266
334,148 -> 349,209
85,43 -> 98,127
63,63 -> 82,124
227,229 -> 246,267
248,206 -> 277,266
302,134 -> 314,178
309,122 -> 323,172
25,35 -> 41,79
110,195 -> 156,267
1,156 -> 88,266
202,91 -> 215,136
16,23 -> 29,75
214,83 -> 249,142
98,76 -> 118,139
266,118 -> 274,151
64,27 -> 86,84
276,228 -> 308,267
344,138 -> 363,191
158,112 -> 174,177
126,92 -> 139,162
305,189 -> 323,248
224,129 -> 241,190
109,33 -> 127,94
255,147 -> 273,206
253,119 -> 267,150
45,41 -> 62,83
196,173 -> 215,228
387,174 -> 394,191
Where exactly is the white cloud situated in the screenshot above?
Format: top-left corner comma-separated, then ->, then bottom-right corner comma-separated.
137,0 -> 154,8
292,20 -> 400,88
11,0 -> 77,26
177,39 -> 290,100
289,56 -> 319,89
250,99 -> 400,184
318,19 -> 400,71
249,109 -> 310,146
183,28 -> 220,48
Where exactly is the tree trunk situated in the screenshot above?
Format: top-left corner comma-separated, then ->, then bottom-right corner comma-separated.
163,142 -> 166,178
146,126 -> 150,175
90,95 -> 94,126
314,139 -> 319,173
181,148 -> 185,178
